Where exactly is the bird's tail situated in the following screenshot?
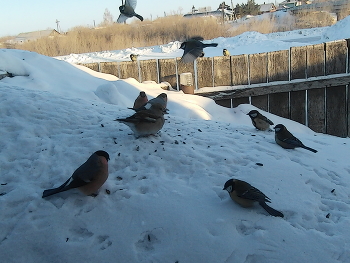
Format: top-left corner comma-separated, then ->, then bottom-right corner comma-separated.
135,14 -> 143,21
260,202 -> 284,217
42,177 -> 72,198
301,145 -> 318,153
203,43 -> 218,48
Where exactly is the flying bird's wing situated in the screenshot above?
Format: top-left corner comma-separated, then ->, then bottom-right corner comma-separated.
117,13 -> 129,23
125,0 -> 137,9
181,46 -> 204,63
190,36 -> 204,41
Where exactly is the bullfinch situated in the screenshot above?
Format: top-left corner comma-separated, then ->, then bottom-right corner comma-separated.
116,102 -> 166,138
42,150 -> 110,198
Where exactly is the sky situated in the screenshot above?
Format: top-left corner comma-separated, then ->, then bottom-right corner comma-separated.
0,16 -> 350,262
1,0 -> 271,37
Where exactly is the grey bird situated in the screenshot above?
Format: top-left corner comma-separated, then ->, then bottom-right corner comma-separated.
130,93 -> 168,113
42,150 -> 110,198
274,124 -> 317,153
179,36 -> 218,63
116,102 -> 166,138
223,179 -> 284,217
223,49 -> 230,56
117,0 -> 143,23
247,110 -> 274,131
132,91 -> 148,110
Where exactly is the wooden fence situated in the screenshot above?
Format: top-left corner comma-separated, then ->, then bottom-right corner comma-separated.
81,38 -> 350,137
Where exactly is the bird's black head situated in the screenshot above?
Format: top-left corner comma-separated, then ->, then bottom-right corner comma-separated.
273,124 -> 285,133
140,91 -> 146,97
247,110 -> 259,118
179,42 -> 186,50
95,150 -> 110,161
157,93 -> 167,99
223,179 -> 235,192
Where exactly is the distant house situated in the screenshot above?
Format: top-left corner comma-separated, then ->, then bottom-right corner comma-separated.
13,29 -> 60,44
259,3 -> 277,14
278,0 -> 303,9
184,9 -> 234,21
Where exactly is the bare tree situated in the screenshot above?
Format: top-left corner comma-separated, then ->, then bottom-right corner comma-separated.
102,8 -> 114,26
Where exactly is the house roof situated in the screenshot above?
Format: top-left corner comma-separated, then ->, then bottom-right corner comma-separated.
260,3 -> 276,12
184,9 -> 233,18
16,30 -> 59,41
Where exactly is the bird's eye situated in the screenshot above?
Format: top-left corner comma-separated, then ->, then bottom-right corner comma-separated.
251,113 -> 257,117
226,186 -> 232,192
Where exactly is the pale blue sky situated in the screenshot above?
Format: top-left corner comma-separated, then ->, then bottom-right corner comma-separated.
1,0 -> 271,37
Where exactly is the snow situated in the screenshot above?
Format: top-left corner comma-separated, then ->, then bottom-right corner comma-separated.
1,15 -> 350,263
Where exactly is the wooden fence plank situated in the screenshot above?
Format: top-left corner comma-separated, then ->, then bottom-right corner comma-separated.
251,95 -> 268,111
290,46 -> 307,80
290,90 -> 306,125
196,74 -> 350,100
232,97 -> 249,107
158,59 -> 177,90
269,92 -> 289,118
100,62 -> 119,77
325,40 -> 347,75
307,88 -> 326,133
231,54 -> 249,85
80,62 -> 99,72
326,85 -> 347,137
249,53 -> 267,84
348,85 -> 350,137
307,43 -> 325,78
176,58 -> 195,90
268,50 -> 289,82
139,59 -> 158,82
347,38 -> 350,73
215,99 -> 231,108
213,56 -> 232,87
197,57 -> 213,88
119,61 -> 139,80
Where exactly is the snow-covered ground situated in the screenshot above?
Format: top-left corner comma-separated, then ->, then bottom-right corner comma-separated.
0,15 -> 350,263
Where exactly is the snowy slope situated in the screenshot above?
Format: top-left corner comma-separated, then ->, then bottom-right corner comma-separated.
1,17 -> 350,263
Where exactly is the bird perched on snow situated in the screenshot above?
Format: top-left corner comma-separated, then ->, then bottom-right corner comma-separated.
42,150 -> 110,198
132,91 -> 148,110
223,179 -> 284,217
130,54 -> 138,62
117,0 -> 143,23
274,124 -> 317,153
223,49 -> 230,56
179,36 -> 218,63
131,93 -> 168,112
247,110 -> 274,131
116,102 -> 166,138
